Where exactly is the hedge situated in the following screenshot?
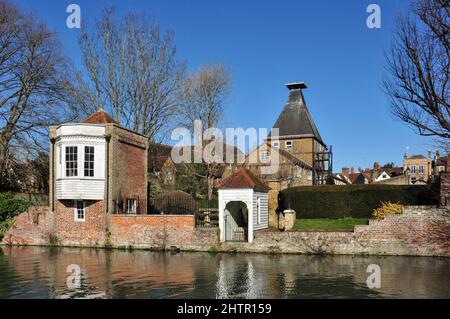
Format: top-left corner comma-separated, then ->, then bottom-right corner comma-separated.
279,184 -> 439,219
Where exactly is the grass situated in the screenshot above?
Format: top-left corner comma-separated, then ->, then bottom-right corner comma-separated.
293,217 -> 369,232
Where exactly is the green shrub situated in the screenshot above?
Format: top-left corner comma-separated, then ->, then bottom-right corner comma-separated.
280,184 -> 438,219
0,193 -> 29,222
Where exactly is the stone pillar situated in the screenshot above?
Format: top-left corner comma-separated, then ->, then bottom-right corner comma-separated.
283,209 -> 296,231
278,209 -> 296,231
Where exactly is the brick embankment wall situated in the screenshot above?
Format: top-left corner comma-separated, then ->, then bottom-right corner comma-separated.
2,206 -> 449,256
228,206 -> 450,257
110,215 -> 217,251
1,206 -> 50,245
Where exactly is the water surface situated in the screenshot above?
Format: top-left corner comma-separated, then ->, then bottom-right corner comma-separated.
0,246 -> 449,299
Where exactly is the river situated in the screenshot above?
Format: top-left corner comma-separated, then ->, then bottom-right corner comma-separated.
0,246 -> 449,299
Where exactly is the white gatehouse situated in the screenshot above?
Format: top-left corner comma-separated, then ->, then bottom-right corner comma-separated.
218,167 -> 269,243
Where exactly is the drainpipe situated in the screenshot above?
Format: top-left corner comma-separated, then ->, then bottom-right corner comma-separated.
105,135 -> 111,213
50,138 -> 56,212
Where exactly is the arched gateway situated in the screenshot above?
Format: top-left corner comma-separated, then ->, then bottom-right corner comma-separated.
218,167 -> 269,243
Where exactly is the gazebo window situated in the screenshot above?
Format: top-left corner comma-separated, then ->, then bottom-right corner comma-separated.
84,146 -> 95,177
65,146 -> 78,177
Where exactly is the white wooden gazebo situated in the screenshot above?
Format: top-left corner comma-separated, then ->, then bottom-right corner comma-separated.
217,167 -> 269,243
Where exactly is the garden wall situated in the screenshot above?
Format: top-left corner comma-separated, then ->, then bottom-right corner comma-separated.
280,184 -> 439,218
110,215 -> 217,250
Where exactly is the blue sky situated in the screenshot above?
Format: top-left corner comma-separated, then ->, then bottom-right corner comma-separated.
14,0 -> 434,171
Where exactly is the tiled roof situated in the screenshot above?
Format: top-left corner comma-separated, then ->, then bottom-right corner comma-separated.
406,154 -> 428,160
148,142 -> 173,172
82,109 -> 118,125
268,83 -> 324,144
217,167 -> 269,192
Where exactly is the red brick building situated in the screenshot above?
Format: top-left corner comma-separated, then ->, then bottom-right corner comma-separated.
48,109 -> 148,246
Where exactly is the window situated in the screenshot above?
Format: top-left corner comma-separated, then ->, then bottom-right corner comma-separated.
285,141 -> 293,149
65,146 -> 78,177
419,177 -> 424,181
411,177 -> 417,184
261,150 -> 269,160
74,200 -> 85,222
295,166 -> 302,178
126,198 -> 137,214
418,165 -> 424,174
307,170 -> 312,181
410,165 -> 416,173
272,141 -> 279,148
256,197 -> 261,225
84,146 -> 94,177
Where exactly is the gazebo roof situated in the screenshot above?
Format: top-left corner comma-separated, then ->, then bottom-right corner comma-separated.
217,167 -> 269,192
82,108 -> 118,125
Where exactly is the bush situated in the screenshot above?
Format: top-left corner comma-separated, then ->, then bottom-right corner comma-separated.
0,193 -> 29,222
372,201 -> 402,220
0,193 -> 29,239
153,190 -> 196,214
279,184 -> 438,219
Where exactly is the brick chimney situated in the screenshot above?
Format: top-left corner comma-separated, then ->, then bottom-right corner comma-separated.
342,167 -> 350,178
358,167 -> 363,173
373,162 -> 380,170
365,168 -> 370,173
351,167 -> 355,174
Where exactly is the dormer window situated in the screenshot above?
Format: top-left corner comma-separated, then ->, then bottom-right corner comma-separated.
285,140 -> 293,149
261,150 -> 269,160
272,141 -> 279,148
84,146 -> 95,177
65,146 -> 78,177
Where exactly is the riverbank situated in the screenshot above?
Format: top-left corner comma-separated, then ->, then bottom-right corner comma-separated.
2,205 -> 450,257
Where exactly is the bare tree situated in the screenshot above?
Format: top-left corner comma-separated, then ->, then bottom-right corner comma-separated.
383,0 -> 449,140
70,8 -> 184,141
0,0 -> 75,190
177,64 -> 231,199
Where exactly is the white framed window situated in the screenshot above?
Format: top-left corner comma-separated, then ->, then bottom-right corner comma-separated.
272,141 -> 279,148
418,165 -> 424,174
296,166 -> 302,177
256,197 -> 261,225
126,198 -> 137,214
410,165 -> 416,173
74,200 -> 85,222
285,140 -> 293,149
84,146 -> 95,177
65,146 -> 78,177
260,150 -> 269,160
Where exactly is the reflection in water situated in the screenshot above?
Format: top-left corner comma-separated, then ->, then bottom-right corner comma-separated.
0,246 -> 449,299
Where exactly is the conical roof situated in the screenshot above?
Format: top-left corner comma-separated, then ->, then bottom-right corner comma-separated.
269,82 -> 323,144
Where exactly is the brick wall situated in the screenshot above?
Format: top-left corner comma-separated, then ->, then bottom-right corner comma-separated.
3,205 -> 449,257
440,172 -> 450,206
110,215 -> 217,250
1,206 -> 49,245
109,126 -> 148,212
243,206 -> 450,257
54,200 -> 107,247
